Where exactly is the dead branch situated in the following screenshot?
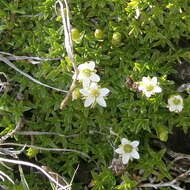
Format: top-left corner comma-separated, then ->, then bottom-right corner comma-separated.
0,119 -> 24,144
138,166 -> 190,190
0,72 -> 9,92
57,0 -> 79,109
0,146 -> 26,158
0,51 -> 63,63
15,131 -> 80,138
138,181 -> 183,190
137,140 -> 190,190
0,170 -> 15,184
0,55 -> 68,93
0,143 -> 91,160
0,157 -> 70,190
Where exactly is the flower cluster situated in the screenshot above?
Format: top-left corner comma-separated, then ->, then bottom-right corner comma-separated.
73,61 -> 110,107
137,76 -> 184,112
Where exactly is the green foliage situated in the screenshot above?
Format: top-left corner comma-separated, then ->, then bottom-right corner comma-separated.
92,170 -> 116,190
1,0 -> 190,189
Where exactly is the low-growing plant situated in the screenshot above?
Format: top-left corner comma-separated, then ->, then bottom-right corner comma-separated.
1,0 -> 190,189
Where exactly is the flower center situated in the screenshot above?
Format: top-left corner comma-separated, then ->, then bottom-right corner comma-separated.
91,89 -> 100,97
123,144 -> 133,153
173,98 -> 181,105
82,69 -> 92,77
146,85 -> 154,92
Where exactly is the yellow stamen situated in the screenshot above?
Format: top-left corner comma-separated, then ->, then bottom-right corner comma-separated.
91,89 -> 100,97
146,85 -> 154,91
123,144 -> 133,153
82,69 -> 92,77
173,98 -> 181,105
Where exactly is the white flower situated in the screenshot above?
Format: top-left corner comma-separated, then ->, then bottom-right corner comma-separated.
138,76 -> 162,98
115,138 -> 140,165
80,82 -> 110,107
167,95 -> 183,113
73,61 -> 100,87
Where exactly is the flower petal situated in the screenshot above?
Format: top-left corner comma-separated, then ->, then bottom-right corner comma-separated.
131,141 -> 139,147
131,150 -> 140,159
90,82 -> 98,89
100,88 -> 110,96
90,73 -> 100,82
168,98 -> 174,105
169,106 -> 176,112
122,154 -> 130,164
121,138 -> 130,145
176,95 -> 183,101
169,105 -> 183,112
142,77 -> 148,83
96,97 -> 107,107
87,61 -> 95,70
78,63 -> 88,71
82,79 -> 90,88
115,147 -> 124,154
151,77 -> 157,84
80,89 -> 90,96
144,91 -> 152,98
178,105 -> 183,110
154,86 -> 162,93
78,72 -> 85,80
84,96 -> 95,107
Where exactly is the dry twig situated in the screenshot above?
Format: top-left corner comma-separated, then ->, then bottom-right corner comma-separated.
138,165 -> 190,190
0,119 -> 24,144
0,51 -> 63,63
0,142 -> 91,160
0,170 -> 15,184
0,157 -> 70,190
0,55 -> 68,93
137,140 -> 190,190
138,181 -> 183,190
0,72 -> 9,92
57,0 -> 79,109
15,131 -> 80,138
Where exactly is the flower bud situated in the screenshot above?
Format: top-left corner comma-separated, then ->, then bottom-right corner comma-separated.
94,29 -> 104,40
112,32 -> 122,45
157,126 -> 168,142
72,88 -> 81,100
71,28 -> 81,42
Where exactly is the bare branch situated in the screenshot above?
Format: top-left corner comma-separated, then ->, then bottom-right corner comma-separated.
0,146 -> 26,158
0,51 -> 63,63
15,131 -> 80,138
70,164 -> 79,185
42,165 -> 69,187
0,143 -> 91,160
56,0 -> 79,109
0,170 -> 15,184
0,157 -> 70,190
138,140 -> 190,190
138,181 -> 183,190
0,72 -> 9,92
137,154 -> 190,190
0,55 -> 68,93
0,119 -> 24,144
